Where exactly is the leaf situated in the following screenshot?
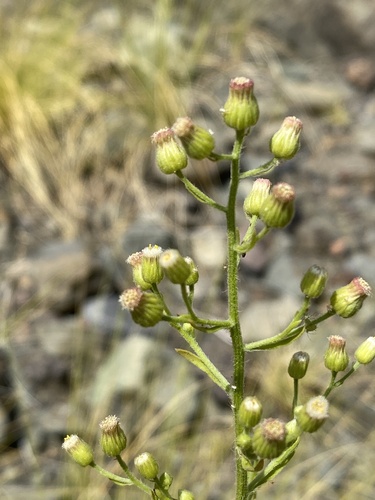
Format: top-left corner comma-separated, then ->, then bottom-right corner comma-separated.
175,349 -> 227,390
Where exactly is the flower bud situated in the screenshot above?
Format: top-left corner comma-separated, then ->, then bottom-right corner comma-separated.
259,182 -> 295,228
141,245 -> 164,285
243,178 -> 271,218
151,127 -> 188,174
126,251 -> 152,290
294,396 -> 329,433
222,77 -> 259,131
238,396 -> 263,429
288,351 -> 310,379
269,116 -> 303,160
159,471 -> 173,490
324,335 -> 349,372
173,117 -> 215,160
99,415 -> 127,457
285,419 -> 302,445
237,432 -> 253,454
134,452 -> 159,480
178,490 -> 195,500
330,277 -> 371,318
62,435 -> 94,467
355,336 -> 375,365
184,257 -> 199,286
252,418 -> 287,459
159,249 -> 191,284
300,265 -> 328,299
119,288 -> 164,327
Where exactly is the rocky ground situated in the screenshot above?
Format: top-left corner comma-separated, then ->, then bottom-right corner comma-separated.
0,1 -> 374,499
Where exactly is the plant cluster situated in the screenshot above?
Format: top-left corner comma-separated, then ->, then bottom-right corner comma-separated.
63,77 -> 373,499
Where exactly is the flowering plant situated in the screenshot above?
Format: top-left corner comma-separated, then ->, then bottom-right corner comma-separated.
63,77 -> 373,499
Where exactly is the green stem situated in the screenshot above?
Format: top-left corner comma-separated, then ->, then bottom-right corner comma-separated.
180,284 -> 198,320
244,297 -> 311,351
323,362 -> 360,397
292,378 -> 299,415
209,152 -> 233,161
227,130 -> 247,499
91,462 -> 135,488
116,456 -> 152,494
239,157 -> 283,179
175,171 -> 227,212
164,314 -> 232,330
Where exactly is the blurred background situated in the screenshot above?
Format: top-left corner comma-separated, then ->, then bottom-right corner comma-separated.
0,0 -> 374,498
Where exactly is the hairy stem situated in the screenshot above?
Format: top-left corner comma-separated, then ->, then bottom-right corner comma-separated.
227,129 -> 247,499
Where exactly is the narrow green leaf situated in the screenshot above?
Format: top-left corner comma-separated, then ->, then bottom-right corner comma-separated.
175,348 -> 227,390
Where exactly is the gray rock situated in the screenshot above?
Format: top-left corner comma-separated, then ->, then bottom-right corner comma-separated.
81,293 -> 131,337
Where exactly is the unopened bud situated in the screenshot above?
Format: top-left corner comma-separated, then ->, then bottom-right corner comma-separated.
99,415 -> 127,457
62,435 -> 94,467
119,288 -> 164,327
243,178 -> 271,218
134,452 -> 159,480
288,351 -> 310,379
270,116 -> 303,160
173,117 -> 215,160
159,471 -> 173,490
330,277 -> 371,318
141,245 -> 164,285
295,396 -> 329,433
324,335 -> 349,372
222,77 -> 259,131
126,252 -> 152,290
238,396 -> 263,429
184,257 -> 199,286
252,418 -> 287,459
237,432 -> 253,454
355,337 -> 375,365
151,127 -> 188,174
159,249 -> 191,284
285,419 -> 302,445
259,182 -> 295,228
300,265 -> 328,299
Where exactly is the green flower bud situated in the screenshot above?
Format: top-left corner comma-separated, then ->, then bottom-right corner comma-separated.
173,116 -> 215,160
285,419 -> 302,445
178,490 -> 195,500
99,415 -> 127,457
126,252 -> 152,290
355,336 -> 375,365
243,178 -> 271,218
237,432 -> 253,454
300,264 -> 328,299
269,116 -> 303,160
295,396 -> 329,433
134,452 -> 159,480
222,77 -> 259,131
259,182 -> 295,228
151,127 -> 188,174
159,471 -> 173,490
324,335 -> 349,372
119,288 -> 164,327
330,277 -> 371,318
238,396 -> 263,429
159,249 -> 191,284
288,351 -> 310,379
141,245 -> 164,285
252,418 -> 287,459
62,434 -> 94,467
184,257 -> 199,286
